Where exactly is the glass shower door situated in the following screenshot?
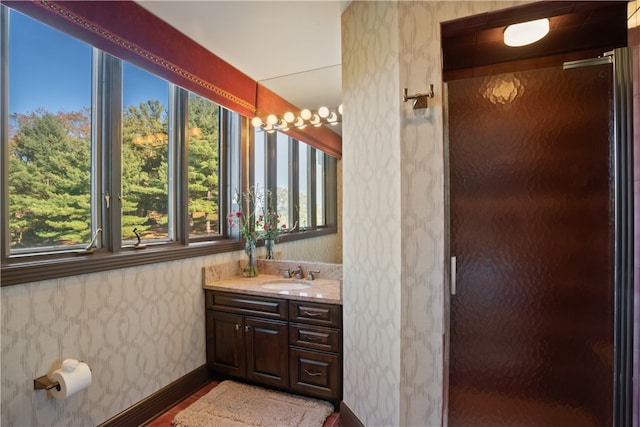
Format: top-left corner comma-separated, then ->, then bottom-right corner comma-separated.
447,63 -> 615,427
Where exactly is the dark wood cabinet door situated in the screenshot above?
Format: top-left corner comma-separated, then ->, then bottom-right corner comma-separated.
245,317 -> 288,388
207,311 -> 245,377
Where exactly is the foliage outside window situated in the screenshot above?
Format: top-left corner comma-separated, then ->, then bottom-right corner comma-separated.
121,62 -> 171,245
2,7 -> 227,261
253,129 -> 332,233
7,10 -> 93,252
187,93 -> 220,238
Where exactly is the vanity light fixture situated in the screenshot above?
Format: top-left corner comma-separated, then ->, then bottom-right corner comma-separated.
504,18 -> 550,47
252,105 -> 342,133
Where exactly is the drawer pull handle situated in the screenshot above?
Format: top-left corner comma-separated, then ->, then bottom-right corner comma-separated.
303,335 -> 323,342
304,369 -> 322,377
302,311 -> 323,317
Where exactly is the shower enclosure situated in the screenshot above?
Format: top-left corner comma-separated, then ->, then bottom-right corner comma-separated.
445,48 -> 634,427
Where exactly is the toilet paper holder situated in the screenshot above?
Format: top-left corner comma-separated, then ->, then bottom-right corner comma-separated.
34,359 -> 89,392
34,375 -> 61,392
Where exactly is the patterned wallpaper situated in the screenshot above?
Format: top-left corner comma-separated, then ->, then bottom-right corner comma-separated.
0,234 -> 339,426
341,2 -> 525,426
342,2 -> 402,427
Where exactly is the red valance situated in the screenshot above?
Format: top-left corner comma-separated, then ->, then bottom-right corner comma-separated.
3,0 -> 342,158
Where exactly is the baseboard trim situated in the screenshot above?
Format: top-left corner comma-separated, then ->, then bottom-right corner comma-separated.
339,401 -> 364,427
98,364 -> 211,427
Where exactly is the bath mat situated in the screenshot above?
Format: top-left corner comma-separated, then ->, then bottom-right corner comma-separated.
172,380 -> 334,427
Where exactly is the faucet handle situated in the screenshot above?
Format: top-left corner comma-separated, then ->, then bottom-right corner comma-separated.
279,268 -> 291,278
306,270 -> 320,280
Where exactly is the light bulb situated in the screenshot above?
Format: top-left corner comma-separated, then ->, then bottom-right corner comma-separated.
338,104 -> 343,115
309,114 -> 321,125
300,109 -> 312,120
251,117 -> 263,128
283,112 -> 295,123
504,18 -> 549,47
318,106 -> 330,118
293,117 -> 305,127
266,114 -> 278,125
327,112 -> 338,123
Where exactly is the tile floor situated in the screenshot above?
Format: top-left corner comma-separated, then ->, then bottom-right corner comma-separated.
145,380 -> 341,427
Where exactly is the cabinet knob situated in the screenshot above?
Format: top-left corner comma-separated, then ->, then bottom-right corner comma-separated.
234,324 -> 240,331
244,325 -> 250,332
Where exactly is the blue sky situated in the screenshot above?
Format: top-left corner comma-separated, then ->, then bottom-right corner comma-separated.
9,9 -> 166,116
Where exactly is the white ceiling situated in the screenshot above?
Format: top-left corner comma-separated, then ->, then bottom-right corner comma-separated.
136,1 -> 348,112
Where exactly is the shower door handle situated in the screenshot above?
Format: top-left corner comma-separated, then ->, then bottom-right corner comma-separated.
450,256 -> 457,295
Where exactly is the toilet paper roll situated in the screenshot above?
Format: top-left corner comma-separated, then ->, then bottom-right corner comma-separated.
48,359 -> 92,400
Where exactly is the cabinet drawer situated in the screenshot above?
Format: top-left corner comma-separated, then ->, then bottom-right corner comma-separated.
289,301 -> 342,327
289,324 -> 341,353
206,291 -> 287,320
289,348 -> 341,401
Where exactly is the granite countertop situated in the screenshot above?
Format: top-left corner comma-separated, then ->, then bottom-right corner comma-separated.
202,274 -> 342,305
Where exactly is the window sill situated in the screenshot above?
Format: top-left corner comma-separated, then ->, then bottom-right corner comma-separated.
0,227 -> 337,287
1,240 -> 243,287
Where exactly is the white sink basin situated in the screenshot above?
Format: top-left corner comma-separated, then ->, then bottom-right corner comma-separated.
261,281 -> 311,291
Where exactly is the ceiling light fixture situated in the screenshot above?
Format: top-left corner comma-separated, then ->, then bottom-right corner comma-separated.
252,105 -> 342,133
504,18 -> 550,47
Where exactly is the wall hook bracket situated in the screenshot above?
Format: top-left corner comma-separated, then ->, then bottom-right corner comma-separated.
403,84 -> 435,109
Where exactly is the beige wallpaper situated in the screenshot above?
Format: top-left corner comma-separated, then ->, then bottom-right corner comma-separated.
342,2 -> 403,426
0,234 -> 339,426
341,2 -> 525,426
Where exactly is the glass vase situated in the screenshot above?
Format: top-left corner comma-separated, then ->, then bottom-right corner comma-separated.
265,239 -> 276,260
242,240 -> 258,277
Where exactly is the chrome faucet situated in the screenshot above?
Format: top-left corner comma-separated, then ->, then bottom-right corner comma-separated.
279,268 -> 291,278
291,265 -> 304,280
306,270 -> 320,280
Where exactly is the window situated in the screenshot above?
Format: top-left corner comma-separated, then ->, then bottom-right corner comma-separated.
7,9 -> 93,253
298,142 -> 310,228
187,93 -> 220,239
253,130 -> 335,233
1,5 -> 337,286
1,6 -> 239,281
276,132 -> 291,227
121,62 -> 171,245
316,151 -> 325,226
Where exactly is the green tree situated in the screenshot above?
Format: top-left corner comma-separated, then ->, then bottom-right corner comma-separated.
8,109 -> 91,248
121,100 -> 169,240
187,95 -> 219,236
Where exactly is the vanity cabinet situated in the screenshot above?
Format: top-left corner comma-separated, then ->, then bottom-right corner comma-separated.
206,291 -> 288,389
288,301 -> 342,402
205,290 -> 342,405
